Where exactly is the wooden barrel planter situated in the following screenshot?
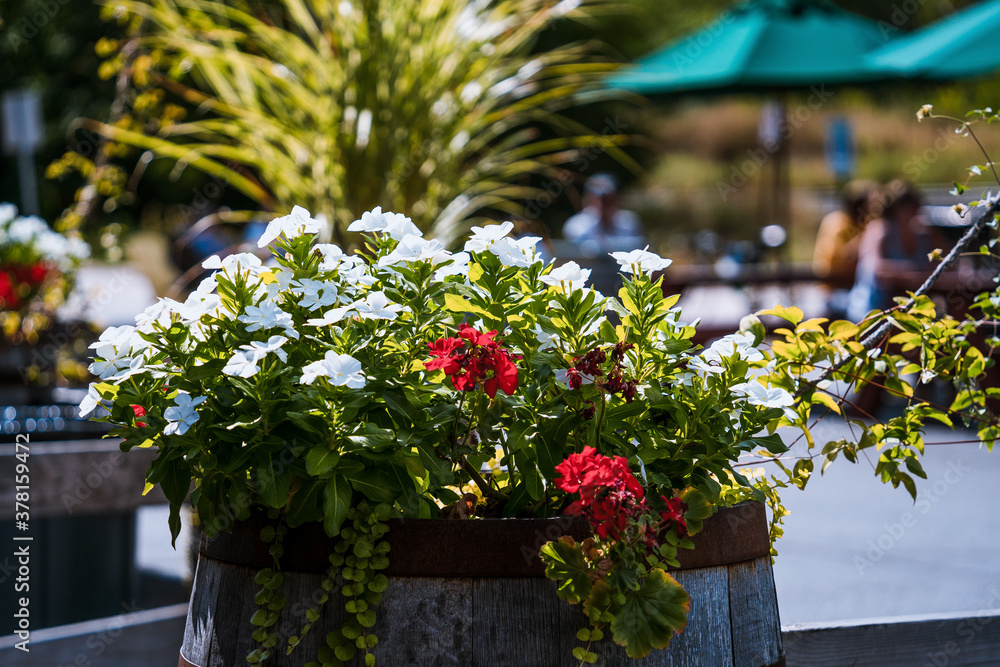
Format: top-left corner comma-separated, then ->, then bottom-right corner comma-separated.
179,502 -> 783,667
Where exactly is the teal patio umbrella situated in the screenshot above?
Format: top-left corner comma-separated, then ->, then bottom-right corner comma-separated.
606,0 -> 894,96
867,0 -> 1000,80
604,0 -> 896,234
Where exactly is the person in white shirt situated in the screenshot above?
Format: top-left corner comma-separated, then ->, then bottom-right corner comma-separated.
562,173 -> 644,257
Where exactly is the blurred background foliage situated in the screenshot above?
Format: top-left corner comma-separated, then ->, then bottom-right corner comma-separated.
4,0 -> 1000,274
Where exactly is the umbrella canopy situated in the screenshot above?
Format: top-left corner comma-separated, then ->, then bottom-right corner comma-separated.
606,0 -> 893,95
866,0 -> 1000,80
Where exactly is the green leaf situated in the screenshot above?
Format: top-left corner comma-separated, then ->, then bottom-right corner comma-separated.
306,445 -> 341,476
286,480 -> 324,527
609,569 -> 690,659
254,454 -> 291,508
540,538 -> 593,604
348,469 -> 401,504
168,503 -> 182,548
444,292 -> 487,316
758,304 -> 803,325
323,475 -> 352,537
738,433 -> 789,455
679,488 -> 713,535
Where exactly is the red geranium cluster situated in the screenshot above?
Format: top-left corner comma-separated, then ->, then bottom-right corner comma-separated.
555,446 -> 646,540
555,446 -> 688,545
0,264 -> 50,310
425,324 -> 519,398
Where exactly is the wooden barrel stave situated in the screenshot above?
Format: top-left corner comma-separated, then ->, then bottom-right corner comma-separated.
180,504 -> 783,667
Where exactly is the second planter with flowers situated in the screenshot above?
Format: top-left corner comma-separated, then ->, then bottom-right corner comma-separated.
83,206 -> 792,665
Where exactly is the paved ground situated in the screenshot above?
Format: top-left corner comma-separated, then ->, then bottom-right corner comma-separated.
771,421 -> 1000,625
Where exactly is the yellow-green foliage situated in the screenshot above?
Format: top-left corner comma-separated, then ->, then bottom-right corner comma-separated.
82,0 -> 638,245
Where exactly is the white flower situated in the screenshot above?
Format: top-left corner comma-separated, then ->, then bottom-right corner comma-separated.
257,205 -> 323,248
238,301 -> 297,337
0,203 -> 16,225
223,350 -> 262,378
108,357 -> 150,384
378,234 -> 448,267
610,247 -> 672,276
163,392 -> 207,436
89,345 -> 131,379
540,261 -> 590,291
702,332 -> 764,364
202,252 -> 264,277
348,207 -> 422,240
433,251 -> 470,282
243,335 -> 289,363
307,304 -> 357,327
488,235 -> 540,267
89,325 -> 136,351
532,323 -> 560,349
731,381 -> 794,409
294,278 -> 340,311
78,383 -> 104,417
687,356 -> 727,375
464,221 -> 514,253
299,351 -> 366,387
315,243 -> 346,271
356,291 -> 407,320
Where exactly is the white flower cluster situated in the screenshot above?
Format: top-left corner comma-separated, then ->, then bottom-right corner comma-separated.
80,205 -> 678,440
0,203 -> 90,269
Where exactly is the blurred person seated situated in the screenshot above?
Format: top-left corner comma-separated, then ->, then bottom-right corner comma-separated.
813,180 -> 877,318
847,181 -> 947,323
562,173 -> 644,257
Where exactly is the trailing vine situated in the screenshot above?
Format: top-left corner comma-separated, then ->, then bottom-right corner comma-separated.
247,514 -> 288,664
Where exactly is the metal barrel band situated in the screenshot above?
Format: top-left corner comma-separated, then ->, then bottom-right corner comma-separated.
199,501 -> 770,577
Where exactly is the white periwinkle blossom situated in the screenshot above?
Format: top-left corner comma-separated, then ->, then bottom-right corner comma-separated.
294,278 -> 340,311
464,221 -> 514,253
78,384 -> 105,417
238,301 -> 298,338
378,234 -> 449,267
488,235 -> 541,268
164,392 -> 207,436
610,247 -> 673,276
202,252 -> 265,277
731,381 -> 795,413
356,291 -> 407,320
257,205 -> 323,248
299,352 -> 366,387
222,336 -> 289,378
348,207 -> 422,240
540,261 -> 590,291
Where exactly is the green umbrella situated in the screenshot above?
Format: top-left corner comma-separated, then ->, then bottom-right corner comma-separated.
867,0 -> 1000,80
606,0 -> 893,95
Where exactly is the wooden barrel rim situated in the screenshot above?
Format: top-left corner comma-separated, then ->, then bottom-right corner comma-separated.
180,649 -> 785,667
200,501 -> 769,577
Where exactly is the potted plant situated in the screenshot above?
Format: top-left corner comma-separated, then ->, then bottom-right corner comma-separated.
80,206 -> 795,664
82,145 -> 1000,664
0,203 -> 91,394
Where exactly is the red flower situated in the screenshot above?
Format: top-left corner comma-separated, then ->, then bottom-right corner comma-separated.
554,446 -> 600,494
131,404 -> 147,428
425,325 -> 519,397
555,447 -> 646,541
0,271 -> 18,309
659,496 -> 688,537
